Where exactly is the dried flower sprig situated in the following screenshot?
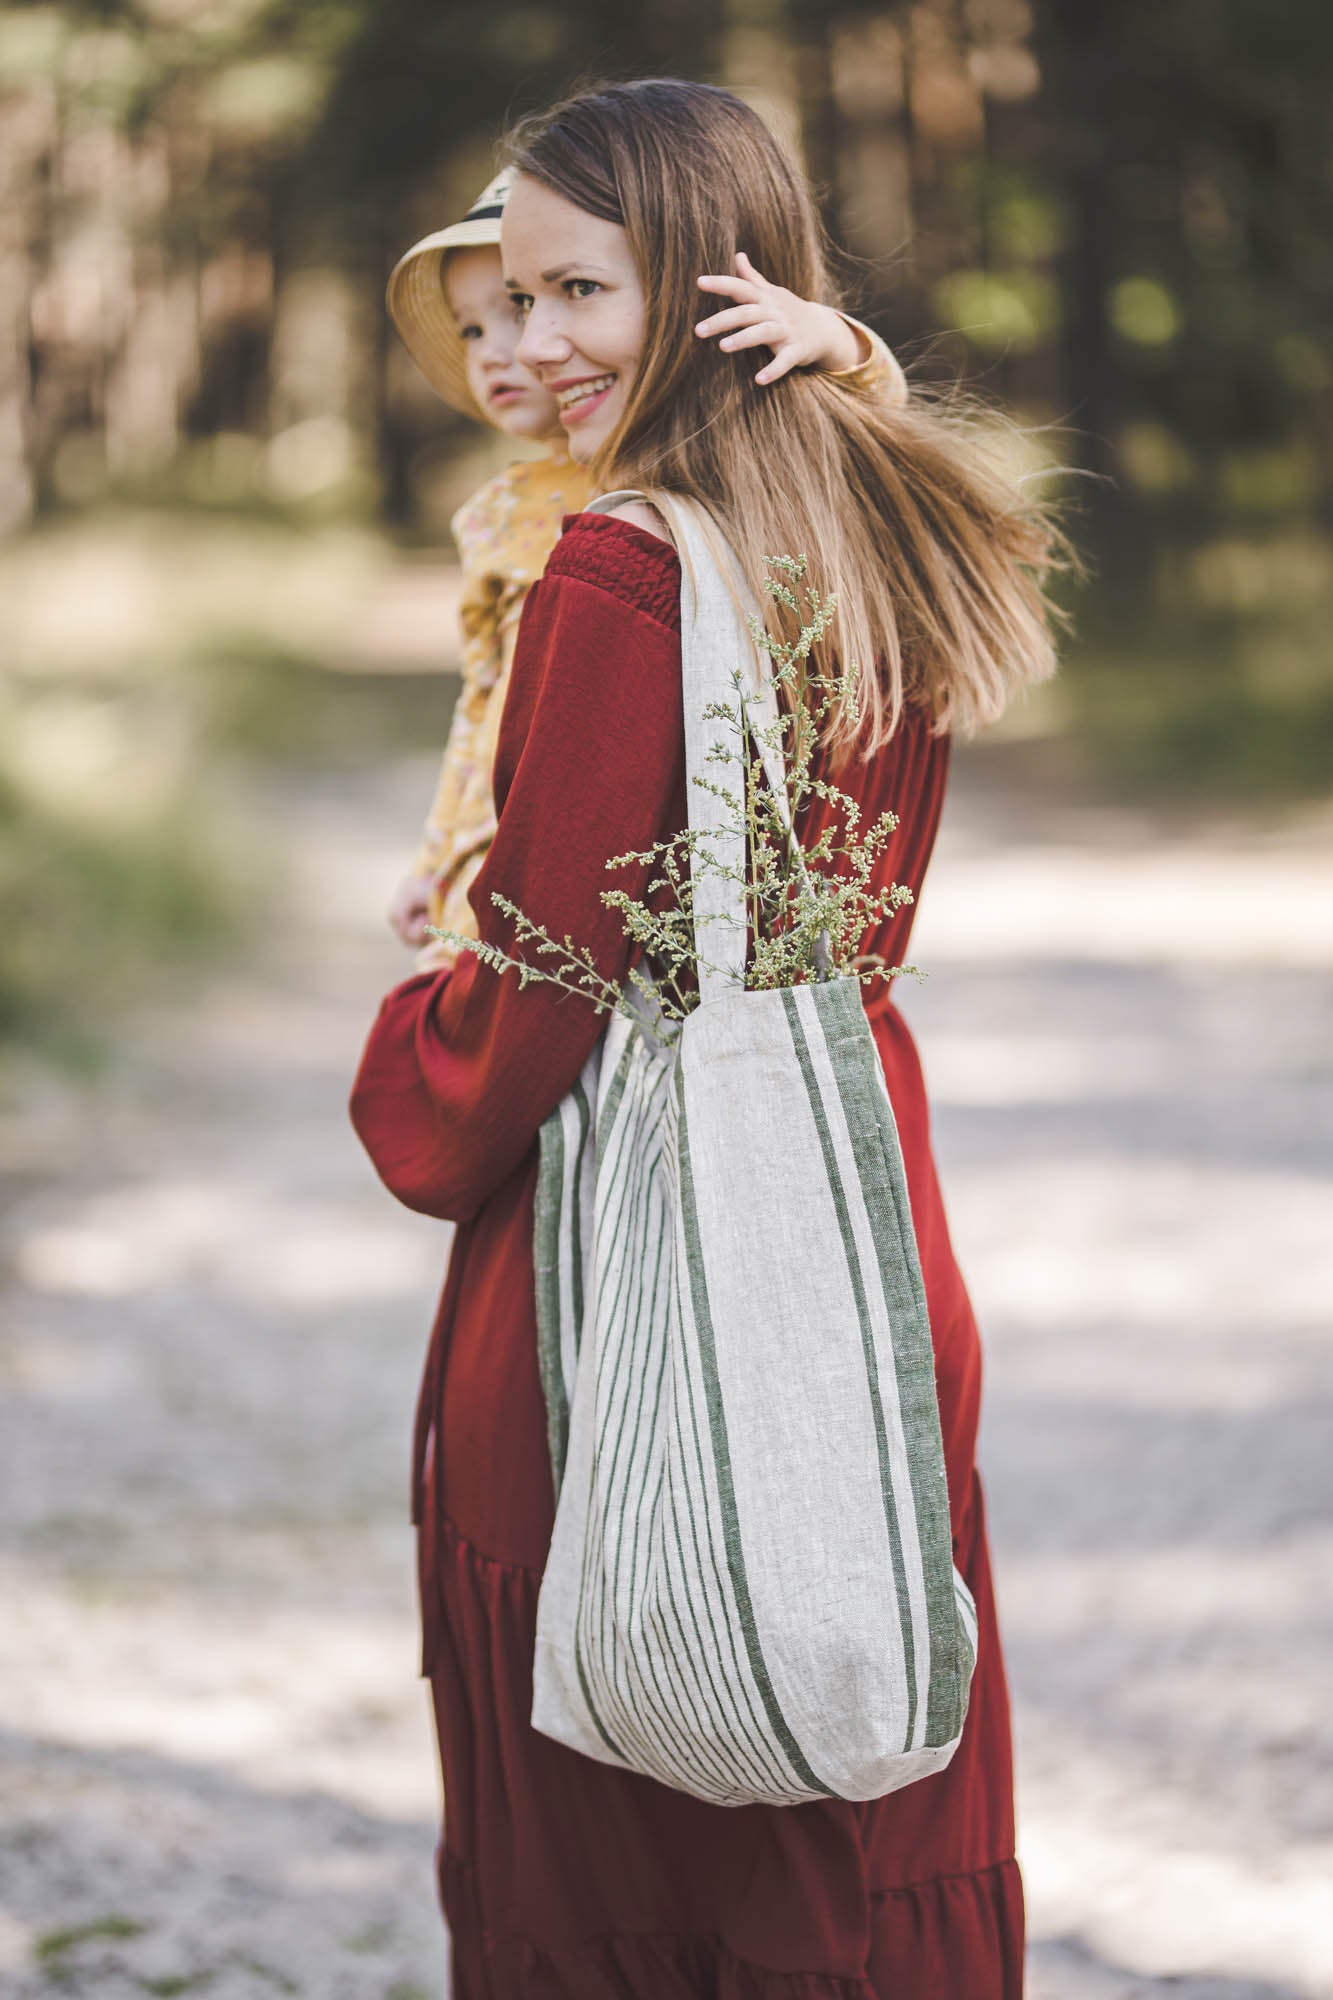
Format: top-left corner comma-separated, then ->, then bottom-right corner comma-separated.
429,554 -> 917,1033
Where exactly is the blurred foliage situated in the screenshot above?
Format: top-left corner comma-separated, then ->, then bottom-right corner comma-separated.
0,508 -> 459,1060
6,0 -> 1325,536
0,758 -> 241,1067
1062,524 -> 1333,798
2,0 -> 1332,1062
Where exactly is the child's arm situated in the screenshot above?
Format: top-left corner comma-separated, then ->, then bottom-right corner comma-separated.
695,252 -> 907,406
386,556 -> 507,955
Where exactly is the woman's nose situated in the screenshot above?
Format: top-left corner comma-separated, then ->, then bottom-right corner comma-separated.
516,303 -> 570,373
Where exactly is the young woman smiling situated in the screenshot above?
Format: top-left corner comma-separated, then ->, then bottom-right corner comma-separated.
352,78 -> 1060,1999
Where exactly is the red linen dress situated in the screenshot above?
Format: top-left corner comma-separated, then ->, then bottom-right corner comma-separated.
350,512 -> 1024,1998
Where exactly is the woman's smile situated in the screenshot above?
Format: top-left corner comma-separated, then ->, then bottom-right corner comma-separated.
550,372 -> 618,424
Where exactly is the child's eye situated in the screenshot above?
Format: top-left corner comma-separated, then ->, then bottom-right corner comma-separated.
458,322 -> 482,342
566,278 -> 602,301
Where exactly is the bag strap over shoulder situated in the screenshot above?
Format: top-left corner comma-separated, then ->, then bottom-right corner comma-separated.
583,489 -> 658,521
587,488 -> 824,1003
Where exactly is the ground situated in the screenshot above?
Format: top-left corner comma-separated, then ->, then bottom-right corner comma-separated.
1,734 -> 1330,1999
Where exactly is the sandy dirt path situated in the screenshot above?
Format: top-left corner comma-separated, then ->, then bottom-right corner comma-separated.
1,747 -> 1329,1999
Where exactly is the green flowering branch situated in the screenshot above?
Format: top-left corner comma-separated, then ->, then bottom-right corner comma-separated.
429,554 -> 917,1033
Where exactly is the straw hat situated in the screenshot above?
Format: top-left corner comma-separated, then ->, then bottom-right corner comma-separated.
387,172 -> 513,419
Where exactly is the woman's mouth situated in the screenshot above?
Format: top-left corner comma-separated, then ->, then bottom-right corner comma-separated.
552,374 -> 616,425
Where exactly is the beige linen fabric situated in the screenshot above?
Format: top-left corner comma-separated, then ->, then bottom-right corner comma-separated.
530,495 -> 975,1807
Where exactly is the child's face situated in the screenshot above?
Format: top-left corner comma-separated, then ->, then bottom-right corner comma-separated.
445,246 -> 560,441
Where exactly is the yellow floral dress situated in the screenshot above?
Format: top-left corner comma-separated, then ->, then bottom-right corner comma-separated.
411,323 -> 904,971
412,450 -> 591,969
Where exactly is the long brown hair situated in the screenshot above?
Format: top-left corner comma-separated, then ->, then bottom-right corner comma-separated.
505,78 -> 1064,754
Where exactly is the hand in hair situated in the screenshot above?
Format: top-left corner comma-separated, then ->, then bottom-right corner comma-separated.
694,252 -> 870,385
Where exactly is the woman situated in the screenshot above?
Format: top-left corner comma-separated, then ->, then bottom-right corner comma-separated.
351,78 -> 1059,1998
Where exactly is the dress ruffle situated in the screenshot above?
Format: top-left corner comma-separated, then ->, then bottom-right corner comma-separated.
425,1510 -> 1023,1999
443,1849 -> 1024,1998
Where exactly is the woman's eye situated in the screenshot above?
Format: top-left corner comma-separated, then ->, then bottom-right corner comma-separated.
566,279 -> 602,300
508,293 -> 533,320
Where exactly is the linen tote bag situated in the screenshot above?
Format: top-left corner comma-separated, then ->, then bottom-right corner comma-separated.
530,491 -> 977,1808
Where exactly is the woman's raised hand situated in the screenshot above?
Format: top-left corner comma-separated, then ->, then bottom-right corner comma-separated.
694,252 -> 868,385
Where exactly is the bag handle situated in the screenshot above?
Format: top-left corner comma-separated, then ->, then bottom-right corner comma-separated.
584,489 -> 825,1002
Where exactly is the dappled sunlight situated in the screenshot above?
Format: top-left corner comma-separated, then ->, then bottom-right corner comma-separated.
4,750 -> 1328,1997
1020,1783 -> 1333,1997
909,842 -> 1333,968
0,1325 -> 137,1399
0,1730 -> 445,1997
3,510 -> 464,692
3,732 -> 1328,1998
0,1911 -> 32,1979
921,1030 -> 1166,1106
3,1561 -> 434,1821
888,788 -> 1333,1995
938,1155 -> 1333,1335
999,1539 -> 1328,1637
3,513 -> 388,681
13,1179 -> 444,1309
987,1321 -> 1321,1412
1010,1566 -> 1332,1988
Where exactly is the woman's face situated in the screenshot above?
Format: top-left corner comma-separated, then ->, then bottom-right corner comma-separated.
444,245 -> 559,441
503,174 -> 646,463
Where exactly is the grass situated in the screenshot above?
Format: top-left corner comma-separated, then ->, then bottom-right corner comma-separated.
0,763 -> 246,1067
35,1915 -> 150,1963
344,1921 -> 396,1953
0,506 -> 459,1067
234,1961 -> 300,1993
1055,523 -> 1333,802
197,636 -> 456,764
1062,602 -> 1333,801
31,1918 -> 301,1995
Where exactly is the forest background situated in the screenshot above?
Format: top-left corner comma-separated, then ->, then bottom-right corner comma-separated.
2,8 -> 1331,1996
2,0 -> 1331,1054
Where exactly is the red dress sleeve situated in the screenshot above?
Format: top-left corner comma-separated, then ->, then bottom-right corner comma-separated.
350,515 -> 685,1223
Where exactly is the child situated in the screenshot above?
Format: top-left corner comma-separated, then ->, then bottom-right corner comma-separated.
384,171 -> 905,968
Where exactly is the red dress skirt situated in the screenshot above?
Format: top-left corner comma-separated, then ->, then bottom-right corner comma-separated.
352,513 -> 1023,1997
